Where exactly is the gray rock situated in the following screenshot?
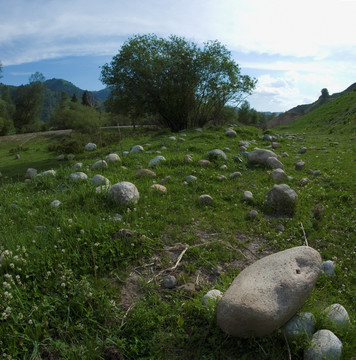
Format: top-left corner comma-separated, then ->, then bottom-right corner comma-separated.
243,191 -> 253,201
265,184 -> 298,215
178,137 -> 185,142
136,169 -> 156,178
168,136 -> 176,140
304,330 -> 342,360
108,182 -> 139,206
313,170 -> 321,176
57,154 -> 65,161
25,168 -> 37,179
50,200 -> 61,208
91,175 -> 110,186
295,160 -> 306,170
282,152 -> 289,157
217,246 -> 321,337
270,168 -> 287,182
225,128 -> 237,138
85,143 -> 97,151
186,175 -> 197,183
230,172 -> 242,179
37,170 -> 56,177
184,154 -> 193,163
247,149 -> 278,166
198,194 -> 214,206
284,312 -> 315,339
266,157 -> 284,169
148,155 -> 166,167
69,172 -> 88,181
105,153 -> 121,163
263,134 -> 272,141
198,159 -> 211,167
205,149 -> 228,161
272,142 -> 281,149
160,176 -> 172,184
202,289 -> 223,306
321,260 -> 336,277
324,304 -> 350,329
67,154 -> 75,161
248,210 -> 259,218
96,185 -> 110,193
220,165 -> 228,170
71,163 -> 83,171
150,184 -> 167,193
15,154 -> 20,159
130,145 -> 144,154
300,177 -> 310,186
163,275 -> 177,289
299,146 -> 307,154
91,160 -> 108,171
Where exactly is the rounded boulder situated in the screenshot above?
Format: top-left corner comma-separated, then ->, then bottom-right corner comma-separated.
216,246 -> 321,337
108,182 -> 139,206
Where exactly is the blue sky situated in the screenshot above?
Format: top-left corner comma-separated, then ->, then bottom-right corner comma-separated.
1,0 -> 355,112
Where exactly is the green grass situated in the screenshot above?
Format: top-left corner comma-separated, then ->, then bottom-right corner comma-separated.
0,123 -> 355,359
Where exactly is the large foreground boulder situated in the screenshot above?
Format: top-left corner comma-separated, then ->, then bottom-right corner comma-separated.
216,246 -> 321,337
108,182 -> 139,206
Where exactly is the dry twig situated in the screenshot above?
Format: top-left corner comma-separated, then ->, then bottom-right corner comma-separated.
300,222 -> 309,246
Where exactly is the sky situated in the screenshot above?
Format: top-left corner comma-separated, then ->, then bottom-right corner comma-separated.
0,0 -> 355,112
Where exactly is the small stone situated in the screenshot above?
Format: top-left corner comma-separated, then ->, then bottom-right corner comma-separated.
180,282 -> 196,294
202,289 -> 223,306
205,149 -> 228,161
178,137 -> 185,142
266,157 -> 284,169
105,153 -> 121,163
136,169 -> 156,178
198,159 -> 211,167
299,146 -> 307,154
50,200 -> 61,208
304,330 -> 342,360
71,163 -> 83,171
324,304 -> 350,329
184,154 -> 193,163
92,160 -> 108,171
96,185 -> 110,193
15,154 -> 20,159
295,160 -> 306,171
247,209 -> 258,218
85,143 -> 96,151
265,184 -> 298,215
272,142 -> 281,149
270,168 -> 287,182
163,275 -> 177,289
243,191 -> 253,201
198,194 -> 214,206
284,312 -> 315,339
130,145 -> 144,154
230,172 -> 242,179
276,224 -> 285,232
91,175 -> 110,186
300,178 -> 309,186
37,170 -> 56,177
25,168 -> 37,179
220,165 -> 228,170
112,214 -> 123,222
186,175 -> 197,183
313,170 -> 321,176
225,128 -> 237,138
69,172 -> 88,181
57,154 -> 65,161
282,152 -> 289,157
150,184 -> 167,193
218,175 -> 227,181
67,154 -> 75,161
168,136 -> 176,141
321,260 -> 335,277
148,156 -> 166,167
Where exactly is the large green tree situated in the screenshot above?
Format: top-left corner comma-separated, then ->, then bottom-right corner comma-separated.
13,73 -> 46,132
101,34 -> 256,132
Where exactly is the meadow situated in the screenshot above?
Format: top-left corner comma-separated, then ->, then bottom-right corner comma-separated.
0,122 -> 355,359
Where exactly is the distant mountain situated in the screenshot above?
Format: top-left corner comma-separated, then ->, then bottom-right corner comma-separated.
267,82 -> 356,128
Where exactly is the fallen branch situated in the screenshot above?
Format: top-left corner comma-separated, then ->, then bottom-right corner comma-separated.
283,329 -> 292,360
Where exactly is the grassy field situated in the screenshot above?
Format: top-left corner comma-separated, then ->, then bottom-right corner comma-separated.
0,119 -> 355,359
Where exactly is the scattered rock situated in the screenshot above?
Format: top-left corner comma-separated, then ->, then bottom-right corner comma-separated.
266,157 -> 284,169
57,154 -> 65,161
295,160 -> 306,171
69,172 -> 88,181
324,304 -> 350,329
85,143 -> 97,151
202,289 -> 223,306
105,153 -> 121,163
96,185 -> 110,194
168,136 -> 176,141
178,137 -> 185,142
284,312 -> 315,339
263,134 -> 272,141
247,149 -> 278,166
217,246 -> 321,337
37,170 -> 56,177
282,152 -> 289,157
25,168 -> 37,179
243,191 -> 253,201
50,200 -> 61,208
91,175 -> 110,186
163,275 -> 177,289
272,142 -> 281,149
179,282 -> 196,295
198,194 -> 214,206
225,128 -> 237,138
300,178 -> 309,186
220,165 -> 228,170
184,154 -> 193,163
71,163 -> 83,171
265,184 -> 298,215
205,149 -> 227,161
321,260 -> 335,277
67,154 -> 75,161
136,169 -> 156,178
218,175 -> 227,181
130,145 -> 144,154
148,156 -> 166,167
230,172 -> 242,179
276,224 -> 285,232
15,154 -> 20,159
150,184 -> 167,194
108,182 -> 139,206
186,175 -> 197,183
304,330 -> 342,360
92,160 -> 108,171
270,168 -> 287,182
198,159 -> 211,167
313,170 -> 321,176
299,146 -> 307,154
247,210 -> 258,218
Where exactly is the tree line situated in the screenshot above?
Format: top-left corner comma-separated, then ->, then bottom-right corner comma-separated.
0,35 -> 276,136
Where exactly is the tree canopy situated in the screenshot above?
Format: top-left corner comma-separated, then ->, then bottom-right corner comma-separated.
101,34 -> 256,131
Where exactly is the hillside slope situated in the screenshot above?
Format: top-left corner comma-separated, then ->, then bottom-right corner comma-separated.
275,89 -> 356,134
